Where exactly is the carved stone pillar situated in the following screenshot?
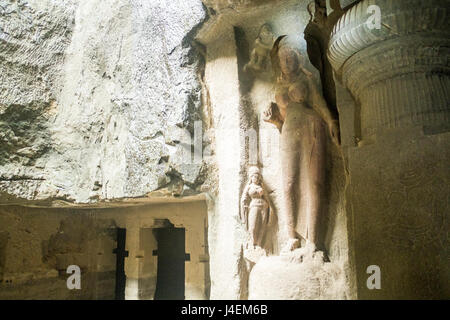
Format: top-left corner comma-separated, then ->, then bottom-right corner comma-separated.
328,0 -> 450,299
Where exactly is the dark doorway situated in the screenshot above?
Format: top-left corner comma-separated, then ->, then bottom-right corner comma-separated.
153,227 -> 187,300
113,228 -> 128,300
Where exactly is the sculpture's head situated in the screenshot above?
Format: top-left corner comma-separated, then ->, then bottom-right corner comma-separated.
248,166 -> 261,184
271,36 -> 305,81
258,24 -> 273,44
279,46 -> 302,77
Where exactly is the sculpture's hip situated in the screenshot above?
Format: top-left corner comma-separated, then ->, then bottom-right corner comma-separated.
249,198 -> 268,209
281,102 -> 325,146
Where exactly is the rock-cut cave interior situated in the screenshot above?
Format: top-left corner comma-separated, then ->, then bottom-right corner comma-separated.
0,0 -> 449,301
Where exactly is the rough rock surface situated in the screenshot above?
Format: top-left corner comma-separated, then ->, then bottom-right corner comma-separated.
248,247 -> 348,299
0,0 -> 208,204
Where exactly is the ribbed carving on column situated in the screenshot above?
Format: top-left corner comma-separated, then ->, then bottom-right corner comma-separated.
342,36 -> 450,98
328,0 -> 450,72
360,74 -> 450,138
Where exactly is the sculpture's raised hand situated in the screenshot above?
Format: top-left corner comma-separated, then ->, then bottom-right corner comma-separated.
263,102 -> 283,132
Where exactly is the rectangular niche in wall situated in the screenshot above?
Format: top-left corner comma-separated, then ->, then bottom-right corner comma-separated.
153,227 -> 187,300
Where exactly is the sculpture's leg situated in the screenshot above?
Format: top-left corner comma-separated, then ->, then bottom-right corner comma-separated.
280,128 -> 300,241
300,117 -> 326,249
248,207 -> 261,247
255,208 -> 268,247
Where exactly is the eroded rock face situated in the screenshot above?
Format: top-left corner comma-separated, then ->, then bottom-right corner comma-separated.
0,0 -> 208,203
0,0 -> 76,198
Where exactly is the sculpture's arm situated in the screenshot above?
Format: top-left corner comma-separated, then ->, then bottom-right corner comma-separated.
240,184 -> 250,228
263,102 -> 284,132
307,77 -> 341,146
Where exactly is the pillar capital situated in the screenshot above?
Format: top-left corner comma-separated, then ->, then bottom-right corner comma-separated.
329,0 -> 449,75
328,0 -> 450,140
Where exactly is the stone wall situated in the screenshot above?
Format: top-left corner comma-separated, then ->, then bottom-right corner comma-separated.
0,201 -> 208,300
0,206 -> 116,299
0,0 -> 209,204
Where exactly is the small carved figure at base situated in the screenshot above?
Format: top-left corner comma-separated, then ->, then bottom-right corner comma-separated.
240,166 -> 274,248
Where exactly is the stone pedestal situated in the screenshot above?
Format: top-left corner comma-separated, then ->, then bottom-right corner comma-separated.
328,0 -> 450,299
248,248 -> 347,300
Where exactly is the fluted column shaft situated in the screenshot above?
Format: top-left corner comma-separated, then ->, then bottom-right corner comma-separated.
328,0 -> 450,299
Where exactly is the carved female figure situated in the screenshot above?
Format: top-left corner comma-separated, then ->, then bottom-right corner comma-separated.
240,166 -> 273,248
263,36 -> 340,252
